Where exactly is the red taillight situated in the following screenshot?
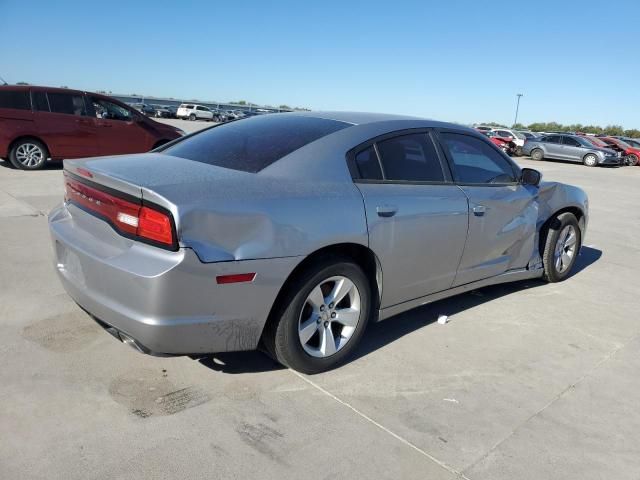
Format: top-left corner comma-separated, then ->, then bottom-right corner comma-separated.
64,173 -> 176,249
138,206 -> 173,245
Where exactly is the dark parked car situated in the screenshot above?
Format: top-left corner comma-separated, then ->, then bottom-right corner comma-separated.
129,103 -> 157,116
153,104 -> 178,118
0,85 -> 184,170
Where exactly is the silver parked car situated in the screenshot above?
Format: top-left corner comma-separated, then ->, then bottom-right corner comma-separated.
522,134 -> 621,167
49,112 -> 589,373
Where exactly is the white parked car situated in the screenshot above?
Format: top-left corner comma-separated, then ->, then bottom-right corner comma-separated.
490,128 -> 526,148
176,104 -> 215,121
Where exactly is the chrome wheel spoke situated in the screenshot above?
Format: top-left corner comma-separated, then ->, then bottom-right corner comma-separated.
326,278 -> 354,307
306,286 -> 325,311
299,317 -> 319,344
334,307 -> 359,328
564,231 -> 576,248
319,325 -> 337,356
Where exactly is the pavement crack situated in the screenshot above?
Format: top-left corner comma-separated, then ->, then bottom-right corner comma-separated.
289,369 -> 471,480
462,331 -> 640,475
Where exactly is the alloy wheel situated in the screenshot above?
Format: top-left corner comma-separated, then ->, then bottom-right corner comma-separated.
15,143 -> 45,168
298,276 -> 361,358
584,155 -> 597,167
554,225 -> 577,273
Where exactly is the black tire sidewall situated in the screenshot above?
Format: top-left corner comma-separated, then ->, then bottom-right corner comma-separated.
272,259 -> 371,374
542,213 -> 581,282
9,139 -> 48,170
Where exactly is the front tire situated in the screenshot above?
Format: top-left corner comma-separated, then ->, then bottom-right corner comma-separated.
189,114 -> 196,121
264,257 -> 371,374
9,139 -> 49,170
625,154 -> 638,166
542,212 -> 581,282
583,154 -> 598,167
531,148 -> 544,161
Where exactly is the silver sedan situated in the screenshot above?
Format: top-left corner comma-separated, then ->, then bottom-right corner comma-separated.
49,112 -> 589,373
522,133 -> 621,167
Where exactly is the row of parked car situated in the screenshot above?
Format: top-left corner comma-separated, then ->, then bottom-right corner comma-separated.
474,125 -> 640,167
129,102 -> 266,123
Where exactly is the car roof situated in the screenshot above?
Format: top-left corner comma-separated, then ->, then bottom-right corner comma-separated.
274,110 -> 469,130
0,84 -> 87,95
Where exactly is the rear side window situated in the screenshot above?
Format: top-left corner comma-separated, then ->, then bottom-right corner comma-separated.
376,133 -> 444,182
32,91 -> 50,111
47,93 -> 87,116
440,133 -> 517,184
544,135 -> 561,144
162,115 -> 349,173
354,146 -> 383,180
563,136 -> 581,147
0,90 -> 31,110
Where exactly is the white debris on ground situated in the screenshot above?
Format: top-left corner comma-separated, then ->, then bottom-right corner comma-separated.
437,314 -> 449,324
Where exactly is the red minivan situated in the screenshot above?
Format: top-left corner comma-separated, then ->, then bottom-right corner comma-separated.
0,85 -> 184,170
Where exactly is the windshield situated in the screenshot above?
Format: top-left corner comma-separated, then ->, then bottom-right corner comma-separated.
607,139 -> 630,149
162,115 -> 350,173
576,137 -> 595,147
623,138 -> 640,148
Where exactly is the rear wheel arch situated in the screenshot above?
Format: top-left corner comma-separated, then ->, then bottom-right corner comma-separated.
260,243 -> 382,341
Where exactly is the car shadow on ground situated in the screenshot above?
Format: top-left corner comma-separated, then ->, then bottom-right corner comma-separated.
195,249 -> 601,375
0,159 -> 63,170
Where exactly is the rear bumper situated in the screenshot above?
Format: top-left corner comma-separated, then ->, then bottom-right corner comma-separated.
49,202 -> 300,355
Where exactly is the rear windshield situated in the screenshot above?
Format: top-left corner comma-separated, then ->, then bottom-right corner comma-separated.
162,115 -> 350,172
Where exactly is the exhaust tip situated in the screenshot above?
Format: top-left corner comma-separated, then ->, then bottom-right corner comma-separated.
118,331 -> 146,353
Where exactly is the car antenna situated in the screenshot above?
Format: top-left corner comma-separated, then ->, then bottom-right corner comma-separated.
0,74 -> 8,85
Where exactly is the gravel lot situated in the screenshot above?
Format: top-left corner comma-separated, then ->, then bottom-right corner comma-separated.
1,127 -> 639,479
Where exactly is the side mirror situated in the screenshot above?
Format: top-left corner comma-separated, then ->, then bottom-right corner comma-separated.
521,168 -> 541,186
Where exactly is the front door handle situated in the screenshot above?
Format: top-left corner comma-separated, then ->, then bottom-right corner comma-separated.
472,205 -> 487,216
376,205 -> 398,218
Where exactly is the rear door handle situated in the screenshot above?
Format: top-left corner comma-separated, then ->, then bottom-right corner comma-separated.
472,205 -> 487,216
376,205 -> 398,217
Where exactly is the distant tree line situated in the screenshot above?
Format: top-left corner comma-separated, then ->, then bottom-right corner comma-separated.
481,121 -> 640,138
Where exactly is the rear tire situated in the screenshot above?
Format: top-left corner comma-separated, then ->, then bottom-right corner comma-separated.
531,148 -> 544,161
189,114 -> 196,121
583,154 -> 598,167
9,139 -> 49,170
263,256 -> 371,374
542,212 -> 581,283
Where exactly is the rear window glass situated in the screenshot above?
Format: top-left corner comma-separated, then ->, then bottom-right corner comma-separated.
47,93 -> 87,116
162,115 -> 350,173
32,91 -> 49,111
0,90 -> 31,110
354,146 -> 383,180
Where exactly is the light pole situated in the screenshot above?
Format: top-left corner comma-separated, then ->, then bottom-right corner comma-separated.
513,93 -> 523,127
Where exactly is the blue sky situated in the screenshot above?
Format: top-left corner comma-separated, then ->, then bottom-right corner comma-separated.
2,0 -> 639,128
